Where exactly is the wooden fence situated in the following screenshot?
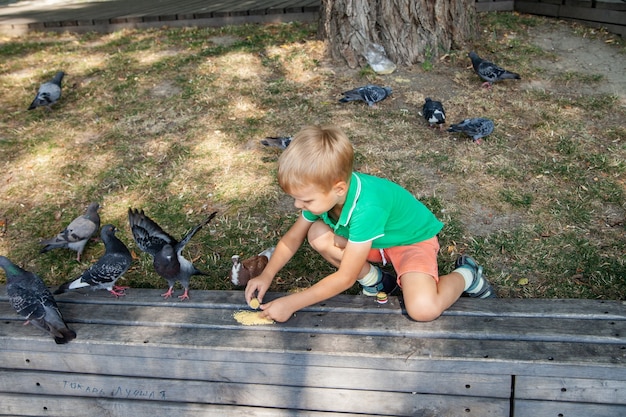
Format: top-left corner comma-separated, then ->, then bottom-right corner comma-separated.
0,1 -> 624,37
477,0 -> 626,36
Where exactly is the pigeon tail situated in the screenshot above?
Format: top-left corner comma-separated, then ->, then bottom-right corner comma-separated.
54,328 -> 77,344
258,247 -> 275,259
499,71 -> 521,80
177,211 -> 218,250
53,280 -> 74,295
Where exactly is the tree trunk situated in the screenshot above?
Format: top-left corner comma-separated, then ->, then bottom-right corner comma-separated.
319,0 -> 477,68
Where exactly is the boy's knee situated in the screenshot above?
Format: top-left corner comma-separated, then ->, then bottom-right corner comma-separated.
307,221 -> 333,251
404,298 -> 443,322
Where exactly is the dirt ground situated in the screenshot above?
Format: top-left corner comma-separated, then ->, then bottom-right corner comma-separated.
527,23 -> 626,103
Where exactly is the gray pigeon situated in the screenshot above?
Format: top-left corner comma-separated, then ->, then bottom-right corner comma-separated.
128,208 -> 218,300
422,98 -> 446,129
28,71 -> 65,110
54,224 -> 132,297
468,52 -> 520,88
230,247 -> 275,287
261,136 -> 292,150
339,85 -> 392,107
40,202 -> 100,262
0,256 -> 76,344
447,118 -> 494,144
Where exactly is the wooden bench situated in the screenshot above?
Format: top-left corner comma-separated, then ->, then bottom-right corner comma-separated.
0,287 -> 625,416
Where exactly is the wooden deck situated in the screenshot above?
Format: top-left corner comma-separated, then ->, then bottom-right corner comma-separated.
1,287 -> 625,416
0,0 -> 322,36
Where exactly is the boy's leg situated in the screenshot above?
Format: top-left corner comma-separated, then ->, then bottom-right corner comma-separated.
455,255 -> 496,298
307,220 -> 371,278
400,272 -> 465,322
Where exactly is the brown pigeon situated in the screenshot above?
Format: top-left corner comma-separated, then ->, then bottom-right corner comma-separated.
230,247 -> 275,287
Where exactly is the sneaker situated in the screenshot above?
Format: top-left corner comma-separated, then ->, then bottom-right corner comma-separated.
455,255 -> 496,298
362,267 -> 399,296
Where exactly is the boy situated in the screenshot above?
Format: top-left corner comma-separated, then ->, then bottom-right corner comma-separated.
245,125 -> 495,322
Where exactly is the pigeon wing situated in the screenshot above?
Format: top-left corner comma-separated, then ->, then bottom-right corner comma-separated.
478,61 -> 507,82
75,252 -> 132,288
175,211 -> 218,254
339,87 -> 365,103
128,208 -> 175,256
360,86 -> 387,105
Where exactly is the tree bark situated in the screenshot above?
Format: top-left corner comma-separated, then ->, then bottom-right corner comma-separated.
319,0 -> 477,68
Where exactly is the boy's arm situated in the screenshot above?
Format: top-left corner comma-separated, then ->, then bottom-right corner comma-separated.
258,240 -> 372,322
244,215 -> 312,304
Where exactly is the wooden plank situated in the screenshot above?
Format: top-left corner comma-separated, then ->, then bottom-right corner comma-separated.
515,1 -> 561,17
2,318 -> 626,380
0,349 -> 512,398
559,5 -> 626,25
476,1 -> 515,12
2,296 -> 624,345
4,288 -> 622,320
0,392 -> 370,417
514,399 -> 626,417
0,369 -> 509,417
515,375 -> 626,405
596,0 -> 626,11
1,291 -> 625,375
515,1 -> 626,36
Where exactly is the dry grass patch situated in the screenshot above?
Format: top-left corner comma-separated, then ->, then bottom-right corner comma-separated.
0,16 -> 624,300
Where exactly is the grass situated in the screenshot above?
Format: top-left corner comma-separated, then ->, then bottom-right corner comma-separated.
0,13 -> 624,301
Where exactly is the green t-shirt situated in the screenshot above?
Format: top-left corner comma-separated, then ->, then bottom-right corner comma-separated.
302,172 -> 443,248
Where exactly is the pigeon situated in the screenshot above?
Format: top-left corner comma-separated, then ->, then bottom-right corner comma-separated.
54,224 -> 133,297
468,52 -> 520,88
28,71 -> 65,110
261,136 -> 292,150
422,98 -> 446,129
339,85 -> 392,107
447,118 -> 494,144
128,208 -> 218,300
0,256 -> 76,344
230,247 -> 275,287
39,202 -> 101,262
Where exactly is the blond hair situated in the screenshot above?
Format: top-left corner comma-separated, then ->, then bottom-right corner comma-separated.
278,125 -> 354,193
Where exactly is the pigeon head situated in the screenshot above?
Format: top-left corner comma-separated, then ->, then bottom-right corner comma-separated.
229,255 -> 246,286
0,256 -> 23,281
100,224 -> 117,239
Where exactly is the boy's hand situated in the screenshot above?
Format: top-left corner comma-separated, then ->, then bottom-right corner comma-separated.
244,272 -> 272,305
258,297 -> 296,323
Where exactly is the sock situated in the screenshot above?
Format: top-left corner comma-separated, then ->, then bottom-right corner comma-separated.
358,264 -> 381,287
455,267 -> 474,291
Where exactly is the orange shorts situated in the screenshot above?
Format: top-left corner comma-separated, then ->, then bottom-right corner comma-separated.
367,236 -> 440,284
